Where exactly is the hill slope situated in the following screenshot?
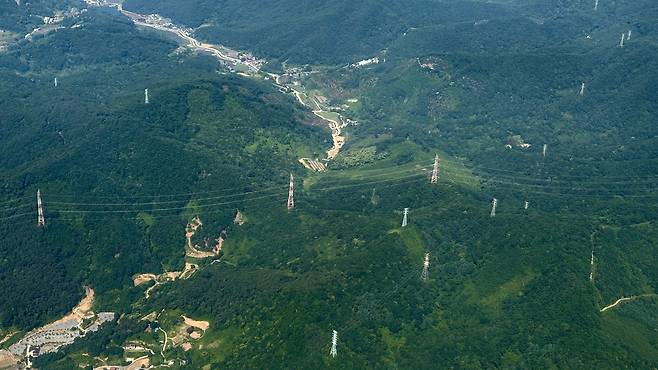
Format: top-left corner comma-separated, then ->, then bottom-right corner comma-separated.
0,8 -> 324,331
123,0 -> 514,64
1,1 -> 658,369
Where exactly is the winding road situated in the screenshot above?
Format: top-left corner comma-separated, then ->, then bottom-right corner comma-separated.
600,294 -> 658,312
99,1 -> 348,160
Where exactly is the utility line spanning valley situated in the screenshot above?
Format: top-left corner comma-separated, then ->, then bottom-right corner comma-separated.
3,152 -> 658,209
0,156 -> 656,227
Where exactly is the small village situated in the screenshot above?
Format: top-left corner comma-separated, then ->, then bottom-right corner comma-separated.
0,288 -> 114,369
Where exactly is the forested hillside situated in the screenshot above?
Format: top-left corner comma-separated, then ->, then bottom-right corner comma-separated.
123,0 -> 513,64
0,0 -> 82,33
0,8 -> 324,330
1,0 -> 658,368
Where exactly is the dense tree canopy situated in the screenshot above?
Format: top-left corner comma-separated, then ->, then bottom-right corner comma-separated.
2,0 -> 658,368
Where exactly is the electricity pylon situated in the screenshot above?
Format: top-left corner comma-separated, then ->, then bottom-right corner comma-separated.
589,250 -> 595,281
37,189 -> 45,227
490,198 -> 498,217
402,208 -> 409,227
421,253 -> 430,281
287,173 -> 295,210
330,330 -> 338,358
430,154 -> 440,184
145,88 -> 150,104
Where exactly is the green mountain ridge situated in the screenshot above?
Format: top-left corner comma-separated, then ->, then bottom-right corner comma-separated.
124,0 -> 514,65
0,0 -> 657,369
0,9 -> 324,331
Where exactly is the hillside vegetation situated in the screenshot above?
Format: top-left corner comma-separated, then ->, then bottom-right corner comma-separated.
124,0 -> 513,64
0,9 -> 324,330
1,0 -> 658,369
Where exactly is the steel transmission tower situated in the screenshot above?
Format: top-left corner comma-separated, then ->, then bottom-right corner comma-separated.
430,154 -> 440,184
589,250 -> 595,281
330,330 -> 338,358
37,189 -> 45,227
402,208 -> 409,227
490,198 -> 498,217
287,173 -> 295,210
421,253 -> 430,281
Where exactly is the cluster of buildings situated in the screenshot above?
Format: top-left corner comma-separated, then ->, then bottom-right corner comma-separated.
8,312 -> 115,360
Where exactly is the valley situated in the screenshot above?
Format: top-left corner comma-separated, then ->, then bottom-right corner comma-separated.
1,0 -> 658,368
87,0 -> 352,164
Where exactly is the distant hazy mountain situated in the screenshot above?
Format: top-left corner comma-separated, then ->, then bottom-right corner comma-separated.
124,0 -> 513,64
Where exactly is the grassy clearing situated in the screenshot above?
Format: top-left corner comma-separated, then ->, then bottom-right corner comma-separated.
314,110 -> 340,123
481,270 -> 537,310
137,212 -> 156,227
194,325 -> 240,364
221,237 -> 255,265
233,63 -> 250,73
304,141 -> 480,193
398,226 -> 427,265
306,236 -> 341,260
